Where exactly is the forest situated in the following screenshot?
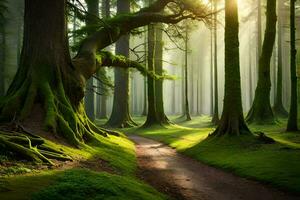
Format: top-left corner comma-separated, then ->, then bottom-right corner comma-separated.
0,0 -> 299,199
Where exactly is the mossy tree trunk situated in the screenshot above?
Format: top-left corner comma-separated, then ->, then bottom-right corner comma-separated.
211,0 -> 250,136
273,0 -> 288,117
0,0 -> 209,162
106,0 -> 137,128
143,23 -> 161,127
154,23 -> 170,125
287,0 -> 298,131
246,0 -> 277,124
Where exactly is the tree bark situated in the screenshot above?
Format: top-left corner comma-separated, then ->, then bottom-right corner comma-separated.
154,23 -> 170,124
287,0 -> 298,131
246,0 -> 277,124
106,0 -> 137,128
0,0 -> 210,158
273,0 -> 288,117
184,27 -> 192,121
84,0 -> 99,122
211,0 -> 250,136
211,0 -> 219,124
143,23 -> 162,126
257,0 -> 262,76
0,20 -> 5,96
96,0 -> 110,119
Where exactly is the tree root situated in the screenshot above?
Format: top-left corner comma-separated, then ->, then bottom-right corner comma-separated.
0,130 -> 72,165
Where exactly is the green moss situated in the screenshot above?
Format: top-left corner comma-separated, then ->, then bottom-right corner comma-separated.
31,169 -> 166,200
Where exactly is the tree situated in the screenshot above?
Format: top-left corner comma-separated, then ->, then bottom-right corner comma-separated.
106,0 -> 137,128
0,0 -> 6,96
143,22 -> 160,126
0,0 -> 209,162
287,0 -> 298,131
257,0 -> 262,71
184,24 -> 192,121
273,0 -> 288,117
96,0 -> 110,119
154,23 -> 170,124
211,0 -> 219,124
211,0 -> 251,136
246,0 -> 277,124
84,0 -> 99,122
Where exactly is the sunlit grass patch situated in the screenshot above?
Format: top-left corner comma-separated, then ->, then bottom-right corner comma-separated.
31,169 -> 166,200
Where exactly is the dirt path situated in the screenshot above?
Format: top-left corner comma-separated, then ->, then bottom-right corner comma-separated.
130,135 -> 299,200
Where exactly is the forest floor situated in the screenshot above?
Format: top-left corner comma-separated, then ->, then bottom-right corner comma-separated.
121,115 -> 300,199
0,131 -> 166,200
1,115 -> 299,200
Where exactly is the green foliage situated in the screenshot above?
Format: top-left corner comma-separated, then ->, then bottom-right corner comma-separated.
31,169 -> 166,200
127,116 -> 300,194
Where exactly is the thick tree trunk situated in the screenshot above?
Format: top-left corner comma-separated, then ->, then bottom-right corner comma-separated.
246,0 -> 277,124
155,23 -> 170,124
211,0 -> 250,136
273,0 -> 288,117
106,0 -> 137,128
0,0 -> 107,147
211,0 -> 219,124
143,24 -> 162,126
0,0 -> 210,162
287,0 -> 298,131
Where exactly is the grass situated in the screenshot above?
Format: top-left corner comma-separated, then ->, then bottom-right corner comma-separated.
125,115 -> 300,194
0,129 -> 167,200
31,169 -> 166,200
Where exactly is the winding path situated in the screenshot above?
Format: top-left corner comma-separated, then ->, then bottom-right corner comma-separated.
130,135 -> 299,200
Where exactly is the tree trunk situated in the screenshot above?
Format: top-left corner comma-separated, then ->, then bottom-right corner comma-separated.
211,0 -> 250,136
246,0 -> 277,124
273,0 -> 288,117
143,23 -> 162,126
0,0 -> 211,162
287,0 -> 298,131
211,0 -> 219,124
106,0 -> 137,128
0,22 -> 5,96
142,26 -> 148,116
154,23 -> 170,124
96,0 -> 110,119
184,27 -> 192,121
0,0 -> 108,148
257,0 -> 262,76
84,0 -> 99,122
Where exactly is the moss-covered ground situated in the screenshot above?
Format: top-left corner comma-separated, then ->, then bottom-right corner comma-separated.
0,132 -> 166,200
122,115 -> 300,194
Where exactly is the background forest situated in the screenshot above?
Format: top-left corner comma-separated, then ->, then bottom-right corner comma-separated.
0,0 -> 300,200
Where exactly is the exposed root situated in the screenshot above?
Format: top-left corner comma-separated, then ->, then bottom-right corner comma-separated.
0,129 -> 72,165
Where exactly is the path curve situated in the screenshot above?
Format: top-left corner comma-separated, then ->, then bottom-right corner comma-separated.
130,135 -> 299,200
